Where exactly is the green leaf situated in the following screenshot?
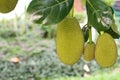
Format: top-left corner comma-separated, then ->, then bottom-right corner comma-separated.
86,0 -> 120,38
109,23 -> 120,39
105,27 -> 120,39
27,0 -> 73,25
86,0 -> 113,31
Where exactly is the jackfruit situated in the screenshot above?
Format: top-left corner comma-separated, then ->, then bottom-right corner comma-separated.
0,0 -> 18,13
56,17 -> 84,65
95,33 -> 117,68
83,42 -> 95,61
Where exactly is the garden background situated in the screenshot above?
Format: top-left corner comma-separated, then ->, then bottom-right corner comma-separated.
0,0 -> 120,80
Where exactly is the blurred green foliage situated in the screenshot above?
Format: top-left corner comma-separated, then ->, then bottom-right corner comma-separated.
53,72 -> 120,80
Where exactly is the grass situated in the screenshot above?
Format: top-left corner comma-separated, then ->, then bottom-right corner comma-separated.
52,72 -> 120,80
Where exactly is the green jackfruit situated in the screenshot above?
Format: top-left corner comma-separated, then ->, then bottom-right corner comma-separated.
0,0 -> 18,13
95,33 -> 117,68
56,17 -> 84,65
83,42 -> 95,61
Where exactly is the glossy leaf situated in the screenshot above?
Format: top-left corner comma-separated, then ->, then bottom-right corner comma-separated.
105,28 -> 120,39
86,0 -> 120,39
27,0 -> 73,25
86,0 -> 113,31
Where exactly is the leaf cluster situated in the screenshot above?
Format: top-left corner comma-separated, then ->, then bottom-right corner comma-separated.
27,0 -> 120,39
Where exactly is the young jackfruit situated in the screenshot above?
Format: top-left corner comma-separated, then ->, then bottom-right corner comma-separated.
83,42 -> 95,61
56,17 -> 84,65
0,0 -> 18,13
95,33 -> 117,68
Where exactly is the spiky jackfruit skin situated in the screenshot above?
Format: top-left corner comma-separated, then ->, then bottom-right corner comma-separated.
95,33 -> 117,68
56,17 -> 84,65
83,42 -> 95,61
0,0 -> 18,13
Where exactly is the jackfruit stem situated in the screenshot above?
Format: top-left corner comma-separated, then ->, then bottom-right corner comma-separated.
100,31 -> 104,35
88,26 -> 92,44
68,4 -> 74,17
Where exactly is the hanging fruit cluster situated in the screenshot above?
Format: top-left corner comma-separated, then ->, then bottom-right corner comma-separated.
55,0 -> 119,68
26,0 -> 120,68
56,16 -> 118,68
